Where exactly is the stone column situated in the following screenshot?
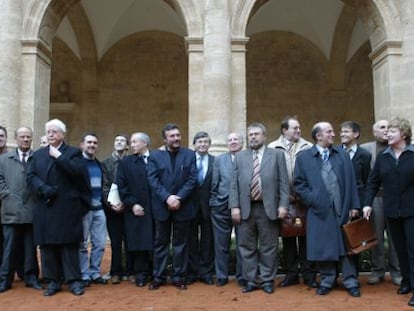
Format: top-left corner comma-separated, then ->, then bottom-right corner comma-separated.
20,39 -> 52,149
186,37 -> 204,147
231,37 -> 249,138
199,0 -> 232,154
0,0 -> 23,134
369,41 -> 403,120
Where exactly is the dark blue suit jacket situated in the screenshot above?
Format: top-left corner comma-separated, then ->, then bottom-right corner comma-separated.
147,147 -> 197,221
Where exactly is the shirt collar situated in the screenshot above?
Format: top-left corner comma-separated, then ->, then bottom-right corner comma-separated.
383,144 -> 414,155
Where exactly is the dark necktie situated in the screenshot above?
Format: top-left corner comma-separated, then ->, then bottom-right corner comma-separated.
197,155 -> 205,185
251,150 -> 262,200
21,152 -> 27,168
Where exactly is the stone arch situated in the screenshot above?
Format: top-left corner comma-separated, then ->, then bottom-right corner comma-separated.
329,5 -> 359,92
341,0 -> 402,50
230,0 -> 402,48
20,0 -> 200,145
22,0 -> 202,45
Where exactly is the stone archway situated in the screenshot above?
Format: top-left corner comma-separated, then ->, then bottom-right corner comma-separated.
20,0 -> 203,146
231,0 -> 404,125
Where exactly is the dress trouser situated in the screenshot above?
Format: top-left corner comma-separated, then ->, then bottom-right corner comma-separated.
152,218 -> 192,283
0,224 -> 39,285
41,243 -> 82,285
282,235 -> 316,281
387,216 -> 414,292
106,211 -> 133,276
319,255 -> 359,289
188,208 -> 214,279
370,196 -> 400,278
238,202 -> 279,286
211,203 -> 232,279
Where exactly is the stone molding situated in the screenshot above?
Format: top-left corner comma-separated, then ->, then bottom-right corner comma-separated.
369,40 -> 403,68
21,39 -> 52,66
231,37 -> 249,52
185,36 -> 203,53
50,102 -> 76,114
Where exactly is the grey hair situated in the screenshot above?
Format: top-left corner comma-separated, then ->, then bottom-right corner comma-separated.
132,132 -> 151,147
45,119 -> 66,134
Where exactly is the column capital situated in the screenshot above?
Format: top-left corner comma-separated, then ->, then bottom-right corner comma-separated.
21,39 -> 52,66
231,36 -> 249,52
369,40 -> 403,68
185,36 -> 203,53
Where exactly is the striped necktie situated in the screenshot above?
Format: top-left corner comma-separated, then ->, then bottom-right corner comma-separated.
250,150 -> 262,200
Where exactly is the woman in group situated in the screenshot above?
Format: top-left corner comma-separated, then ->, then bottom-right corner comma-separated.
363,117 -> 414,307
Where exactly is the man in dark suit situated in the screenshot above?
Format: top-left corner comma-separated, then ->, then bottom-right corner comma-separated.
188,132 -> 215,285
117,132 -> 153,287
210,132 -> 245,287
147,123 -> 197,290
27,119 -> 85,296
229,122 -> 290,294
340,121 -> 371,209
294,121 -> 361,297
339,121 -> 371,276
102,134 -> 134,285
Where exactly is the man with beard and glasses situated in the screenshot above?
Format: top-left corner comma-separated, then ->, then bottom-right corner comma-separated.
229,122 -> 289,294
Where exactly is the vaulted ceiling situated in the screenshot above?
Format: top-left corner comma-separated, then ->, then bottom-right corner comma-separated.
55,0 -> 369,61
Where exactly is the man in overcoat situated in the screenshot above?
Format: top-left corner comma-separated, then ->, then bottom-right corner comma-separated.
117,132 -> 153,287
294,121 -> 361,297
26,119 -> 86,296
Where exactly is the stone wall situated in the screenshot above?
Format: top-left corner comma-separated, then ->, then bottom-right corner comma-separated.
246,31 -> 374,143
50,31 -> 188,157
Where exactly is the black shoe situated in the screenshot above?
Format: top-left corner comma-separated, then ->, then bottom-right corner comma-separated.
136,280 -> 147,287
262,284 -> 274,294
200,277 -> 214,285
237,278 -> 247,287
148,280 -> 164,290
279,276 -> 299,287
173,281 -> 187,290
26,280 -> 43,290
186,275 -> 197,285
304,280 -> 319,288
242,284 -> 257,293
216,278 -> 228,287
43,287 -> 61,297
347,287 -> 361,297
92,277 -> 108,285
408,296 -> 414,307
82,279 -> 91,287
0,283 -> 11,293
316,286 -> 331,295
398,285 -> 411,295
70,286 -> 84,296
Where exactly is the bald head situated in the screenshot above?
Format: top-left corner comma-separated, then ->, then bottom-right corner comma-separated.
311,122 -> 335,148
372,120 -> 388,143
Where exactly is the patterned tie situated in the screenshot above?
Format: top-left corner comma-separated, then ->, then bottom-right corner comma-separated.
250,150 -> 262,200
322,148 -> 329,163
197,155 -> 205,185
21,152 -> 27,168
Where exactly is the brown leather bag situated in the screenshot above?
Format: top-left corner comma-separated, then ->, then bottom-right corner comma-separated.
342,218 -> 378,255
280,201 -> 306,237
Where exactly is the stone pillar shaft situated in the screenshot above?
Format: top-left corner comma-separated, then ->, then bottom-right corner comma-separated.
0,0 -> 23,134
201,0 -> 232,153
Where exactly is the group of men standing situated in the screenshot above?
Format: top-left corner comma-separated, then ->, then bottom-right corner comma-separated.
0,116 -> 401,299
